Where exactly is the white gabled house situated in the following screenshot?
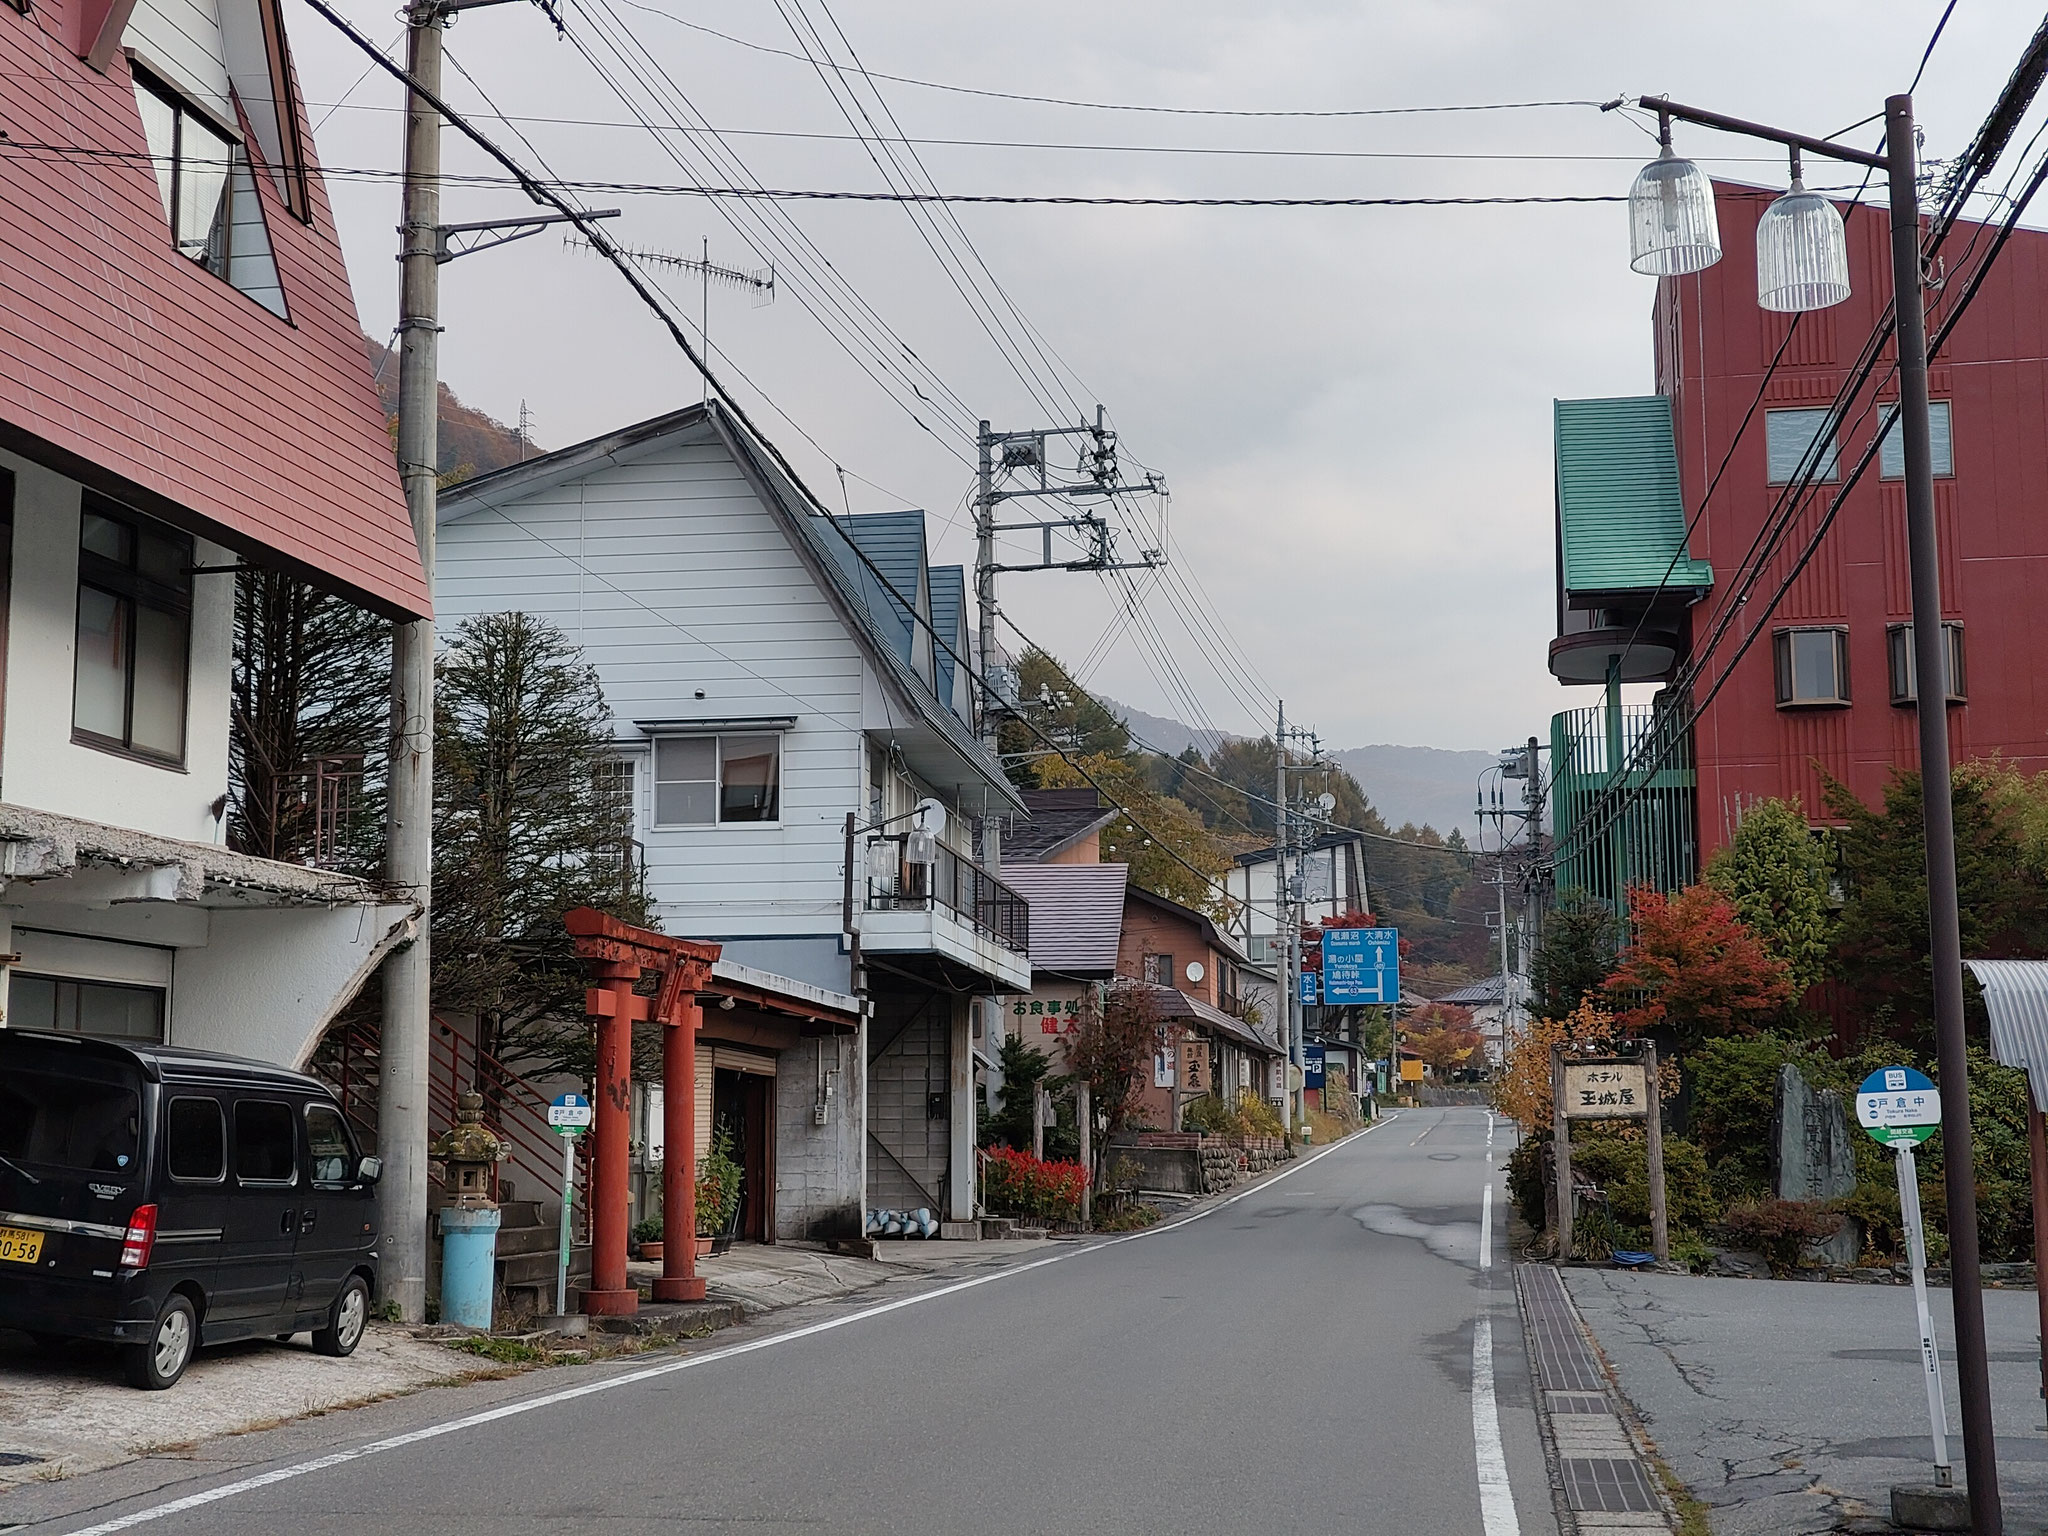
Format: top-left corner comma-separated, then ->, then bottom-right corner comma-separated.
435,402 -> 1030,1240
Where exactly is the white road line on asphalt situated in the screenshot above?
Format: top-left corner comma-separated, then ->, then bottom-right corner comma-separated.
1471,1311 -> 1520,1536
51,1118 -> 1400,1536
1479,1182 -> 1493,1271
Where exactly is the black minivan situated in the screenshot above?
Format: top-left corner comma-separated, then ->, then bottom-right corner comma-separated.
0,1030 -> 382,1389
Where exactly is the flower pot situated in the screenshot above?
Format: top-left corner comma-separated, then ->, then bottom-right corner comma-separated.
710,1234 -> 734,1256
637,1241 -> 663,1262
694,1235 -> 715,1257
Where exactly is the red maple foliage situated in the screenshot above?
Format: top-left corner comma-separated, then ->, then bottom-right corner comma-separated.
1602,884 -> 1795,1048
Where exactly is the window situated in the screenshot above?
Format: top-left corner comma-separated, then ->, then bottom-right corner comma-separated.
11,974 -> 166,1041
131,67 -> 288,318
305,1104 -> 354,1186
593,757 -> 635,840
0,1071 -> 140,1173
1766,408 -> 1841,484
1773,627 -> 1850,707
1888,622 -> 1966,705
1142,953 -> 1175,986
233,1099 -> 297,1184
1878,401 -> 1954,479
73,495 -> 191,764
165,1097 -> 226,1182
652,734 -> 781,825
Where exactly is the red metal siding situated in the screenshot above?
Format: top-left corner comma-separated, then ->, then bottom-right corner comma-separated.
1665,183 -> 2048,848
0,2 -> 427,618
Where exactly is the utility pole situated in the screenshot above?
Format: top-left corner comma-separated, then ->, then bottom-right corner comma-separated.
970,411 -> 1166,870
1274,701 -> 1292,1132
380,0 -> 444,1323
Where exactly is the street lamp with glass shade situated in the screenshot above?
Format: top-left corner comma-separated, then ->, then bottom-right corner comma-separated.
1757,152 -> 1852,312
1628,126 -> 1722,275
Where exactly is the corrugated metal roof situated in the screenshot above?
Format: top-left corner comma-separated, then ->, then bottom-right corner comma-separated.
1555,396 -> 1714,597
1121,979 -> 1281,1057
1964,960 -> 2048,1111
1000,863 -> 1127,974
1433,976 -> 1505,1006
929,564 -> 965,710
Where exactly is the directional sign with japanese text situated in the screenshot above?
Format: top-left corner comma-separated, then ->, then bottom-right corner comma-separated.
1856,1066 -> 1941,1146
1561,1060 -> 1648,1120
1321,927 -> 1399,1006
1298,971 -> 1319,1006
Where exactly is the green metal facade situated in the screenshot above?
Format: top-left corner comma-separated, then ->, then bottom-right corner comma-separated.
1549,702 -> 1698,909
1554,396 -> 1714,598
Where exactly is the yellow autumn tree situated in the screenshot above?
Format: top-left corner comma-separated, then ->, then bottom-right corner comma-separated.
1491,999 -> 1640,1131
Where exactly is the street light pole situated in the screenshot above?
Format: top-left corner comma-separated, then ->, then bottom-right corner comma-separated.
1885,94 -> 1999,1535
1621,91 -> 1999,1533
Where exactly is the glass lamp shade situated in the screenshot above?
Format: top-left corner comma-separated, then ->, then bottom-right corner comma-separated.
904,824 -> 937,867
1756,183 -> 1850,311
1628,151 -> 1722,276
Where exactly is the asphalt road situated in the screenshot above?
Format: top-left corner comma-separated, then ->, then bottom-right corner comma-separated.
20,1108 -> 1555,1536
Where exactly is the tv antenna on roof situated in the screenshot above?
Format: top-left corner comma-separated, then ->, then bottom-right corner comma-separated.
564,236 -> 774,400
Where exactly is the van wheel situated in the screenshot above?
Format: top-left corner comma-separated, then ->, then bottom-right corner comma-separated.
312,1276 -> 369,1358
122,1295 -> 196,1390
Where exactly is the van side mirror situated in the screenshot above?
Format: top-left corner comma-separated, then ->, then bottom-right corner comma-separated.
355,1155 -> 382,1186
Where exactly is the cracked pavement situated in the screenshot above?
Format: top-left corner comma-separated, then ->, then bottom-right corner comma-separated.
1565,1268 -> 2048,1534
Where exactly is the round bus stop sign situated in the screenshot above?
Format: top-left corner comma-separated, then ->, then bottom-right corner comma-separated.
547,1092 -> 594,1138
1855,1066 -> 1940,1147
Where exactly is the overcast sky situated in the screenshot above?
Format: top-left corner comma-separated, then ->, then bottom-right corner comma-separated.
294,0 -> 2041,752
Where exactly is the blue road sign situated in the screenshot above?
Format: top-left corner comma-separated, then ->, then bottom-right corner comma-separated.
1302,1043 -> 1326,1089
1299,971 -> 1319,1006
1322,927 -> 1399,1006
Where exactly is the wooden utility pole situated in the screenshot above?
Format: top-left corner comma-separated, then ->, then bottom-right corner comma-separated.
1643,1041 -> 1669,1264
1551,1046 -> 1571,1263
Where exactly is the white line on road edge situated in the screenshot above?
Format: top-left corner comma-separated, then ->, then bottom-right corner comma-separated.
1480,1181 -> 1493,1271
51,1120 -> 1398,1535
1471,1311 -> 1520,1536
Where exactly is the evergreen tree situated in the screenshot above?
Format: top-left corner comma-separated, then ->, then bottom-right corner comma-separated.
228,570 -> 389,874
1703,798 -> 1837,993
1827,768 -> 2028,1047
1529,889 -> 1619,1021
432,612 -> 649,1080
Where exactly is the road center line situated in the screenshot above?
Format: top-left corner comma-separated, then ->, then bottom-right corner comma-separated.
49,1118 -> 1398,1535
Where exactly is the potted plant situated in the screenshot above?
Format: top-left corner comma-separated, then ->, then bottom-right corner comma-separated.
631,1215 -> 663,1262
696,1128 -> 743,1255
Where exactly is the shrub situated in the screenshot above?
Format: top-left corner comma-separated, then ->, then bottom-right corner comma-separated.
1238,1091 -> 1285,1138
1723,1199 -> 1843,1277
1506,1137 -> 1547,1230
1571,1126 -> 1717,1233
1182,1094 -> 1248,1138
696,1128 -> 743,1236
983,1145 -> 1088,1223
630,1216 -> 663,1246
1095,1202 -> 1160,1232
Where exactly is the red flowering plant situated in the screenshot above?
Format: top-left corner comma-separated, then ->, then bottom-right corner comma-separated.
982,1145 -> 1089,1223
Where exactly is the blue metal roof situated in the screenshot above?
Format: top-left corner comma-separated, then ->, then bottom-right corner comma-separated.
929,564 -> 966,710
829,510 -> 926,673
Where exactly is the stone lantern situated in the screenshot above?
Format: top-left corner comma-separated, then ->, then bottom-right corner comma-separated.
431,1090 -> 506,1327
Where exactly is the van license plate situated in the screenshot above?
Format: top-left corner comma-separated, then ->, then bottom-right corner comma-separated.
0,1226 -> 45,1264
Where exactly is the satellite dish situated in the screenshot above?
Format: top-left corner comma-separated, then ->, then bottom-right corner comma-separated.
913,798 -> 948,838
1185,960 -> 1205,984
1316,792 -> 1337,815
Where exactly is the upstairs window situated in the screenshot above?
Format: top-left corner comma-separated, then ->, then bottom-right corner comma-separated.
1887,622 -> 1966,705
1773,626 -> 1849,708
1765,408 -> 1841,485
132,67 -> 289,319
652,734 -> 781,826
74,495 -> 192,765
1142,953 -> 1175,987
1878,401 -> 1954,479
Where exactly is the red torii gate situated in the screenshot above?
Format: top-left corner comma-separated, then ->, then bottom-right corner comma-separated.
565,907 -> 721,1315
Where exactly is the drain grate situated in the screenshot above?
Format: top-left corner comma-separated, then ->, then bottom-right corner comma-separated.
0,1452 -> 47,1469
1546,1392 -> 1611,1416
1561,1456 -> 1661,1513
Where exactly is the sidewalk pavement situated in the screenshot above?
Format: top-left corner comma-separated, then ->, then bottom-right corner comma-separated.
0,1234 -> 1066,1493
1564,1267 -> 2048,1535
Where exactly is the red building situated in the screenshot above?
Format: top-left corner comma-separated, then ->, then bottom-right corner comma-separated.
1550,180 -> 2048,893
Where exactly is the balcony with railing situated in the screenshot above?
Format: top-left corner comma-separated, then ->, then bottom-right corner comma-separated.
857,831 -> 1032,988
1549,701 -> 1698,909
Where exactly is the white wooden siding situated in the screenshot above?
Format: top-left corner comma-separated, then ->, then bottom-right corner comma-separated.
436,434 -> 868,941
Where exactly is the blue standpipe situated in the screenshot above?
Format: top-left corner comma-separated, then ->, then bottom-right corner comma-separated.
438,1206 -> 501,1329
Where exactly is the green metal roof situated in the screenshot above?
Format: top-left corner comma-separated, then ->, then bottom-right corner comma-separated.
1554,396 -> 1713,598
